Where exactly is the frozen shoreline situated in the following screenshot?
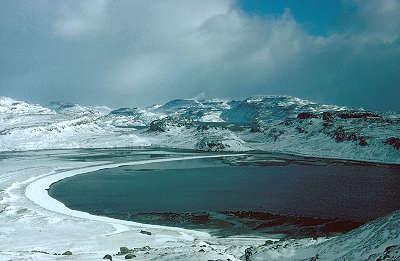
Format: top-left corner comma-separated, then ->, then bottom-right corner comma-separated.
26,154 -> 245,239
1,151 -> 260,260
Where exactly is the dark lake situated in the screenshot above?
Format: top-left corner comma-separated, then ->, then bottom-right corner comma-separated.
49,156 -> 400,238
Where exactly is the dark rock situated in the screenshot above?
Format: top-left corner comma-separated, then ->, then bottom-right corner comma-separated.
0,129 -> 11,135
297,112 -> 318,119
120,247 -> 129,254
149,116 -> 194,132
141,246 -> 151,251
331,126 -> 369,146
196,137 -> 227,152
322,112 -> 334,121
244,247 -> 254,261
62,251 -> 72,255
31,250 -> 49,254
296,127 -> 306,134
198,124 -> 210,131
370,245 -> 400,261
348,133 -> 358,141
140,230 -> 152,235
333,126 -> 346,142
118,247 -> 131,255
134,246 -> 151,252
198,249 -> 205,252
359,138 -> 368,146
338,111 -> 380,119
263,240 -> 275,246
385,245 -> 396,253
103,254 -> 112,260
125,253 -> 136,259
309,254 -> 319,261
384,137 -> 400,150
322,122 -> 332,128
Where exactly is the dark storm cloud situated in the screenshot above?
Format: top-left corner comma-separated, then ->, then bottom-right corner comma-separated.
0,0 -> 399,111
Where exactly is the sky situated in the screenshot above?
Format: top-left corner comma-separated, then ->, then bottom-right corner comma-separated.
0,0 -> 399,111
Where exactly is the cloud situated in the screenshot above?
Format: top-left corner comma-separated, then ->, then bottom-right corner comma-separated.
54,0 -> 109,37
354,0 -> 400,43
0,0 -> 400,111
106,5 -> 315,103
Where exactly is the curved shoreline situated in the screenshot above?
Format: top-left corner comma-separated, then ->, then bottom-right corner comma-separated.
25,154 -> 244,240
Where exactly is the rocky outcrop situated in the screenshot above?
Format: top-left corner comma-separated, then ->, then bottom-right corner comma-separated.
196,137 -> 228,152
140,230 -> 152,235
149,116 -> 194,132
267,128 -> 285,141
244,246 -> 254,261
297,112 -> 318,119
31,250 -> 49,254
116,246 -> 151,257
125,253 -> 136,259
118,247 -> 130,255
103,254 -> 112,260
384,137 -> 400,150
366,245 -> 400,260
296,127 -> 306,134
338,111 -> 380,120
332,126 -> 368,146
322,112 -> 334,121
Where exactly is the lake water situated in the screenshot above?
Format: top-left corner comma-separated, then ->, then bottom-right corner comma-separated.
49,155 -> 400,238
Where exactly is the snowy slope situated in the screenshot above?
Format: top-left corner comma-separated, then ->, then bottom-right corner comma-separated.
0,97 -> 149,151
248,210 -> 400,260
0,96 -> 399,164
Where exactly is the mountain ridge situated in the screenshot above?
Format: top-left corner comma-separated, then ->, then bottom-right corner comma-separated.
1,95 -> 399,164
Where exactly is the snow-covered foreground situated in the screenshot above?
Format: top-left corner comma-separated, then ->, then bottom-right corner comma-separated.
1,149 -> 400,261
0,150 -> 254,261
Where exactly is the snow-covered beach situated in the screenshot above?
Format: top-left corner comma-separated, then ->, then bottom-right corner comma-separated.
0,150 -> 253,260
25,154 -> 243,239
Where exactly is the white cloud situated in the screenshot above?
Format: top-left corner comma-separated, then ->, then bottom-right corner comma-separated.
107,4 -> 315,97
54,0 -> 109,37
349,0 -> 400,43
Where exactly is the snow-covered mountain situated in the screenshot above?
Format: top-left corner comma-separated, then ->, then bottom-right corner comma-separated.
0,95 -> 399,164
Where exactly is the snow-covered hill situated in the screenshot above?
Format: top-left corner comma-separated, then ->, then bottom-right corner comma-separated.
248,209 -> 400,260
0,96 -> 399,164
